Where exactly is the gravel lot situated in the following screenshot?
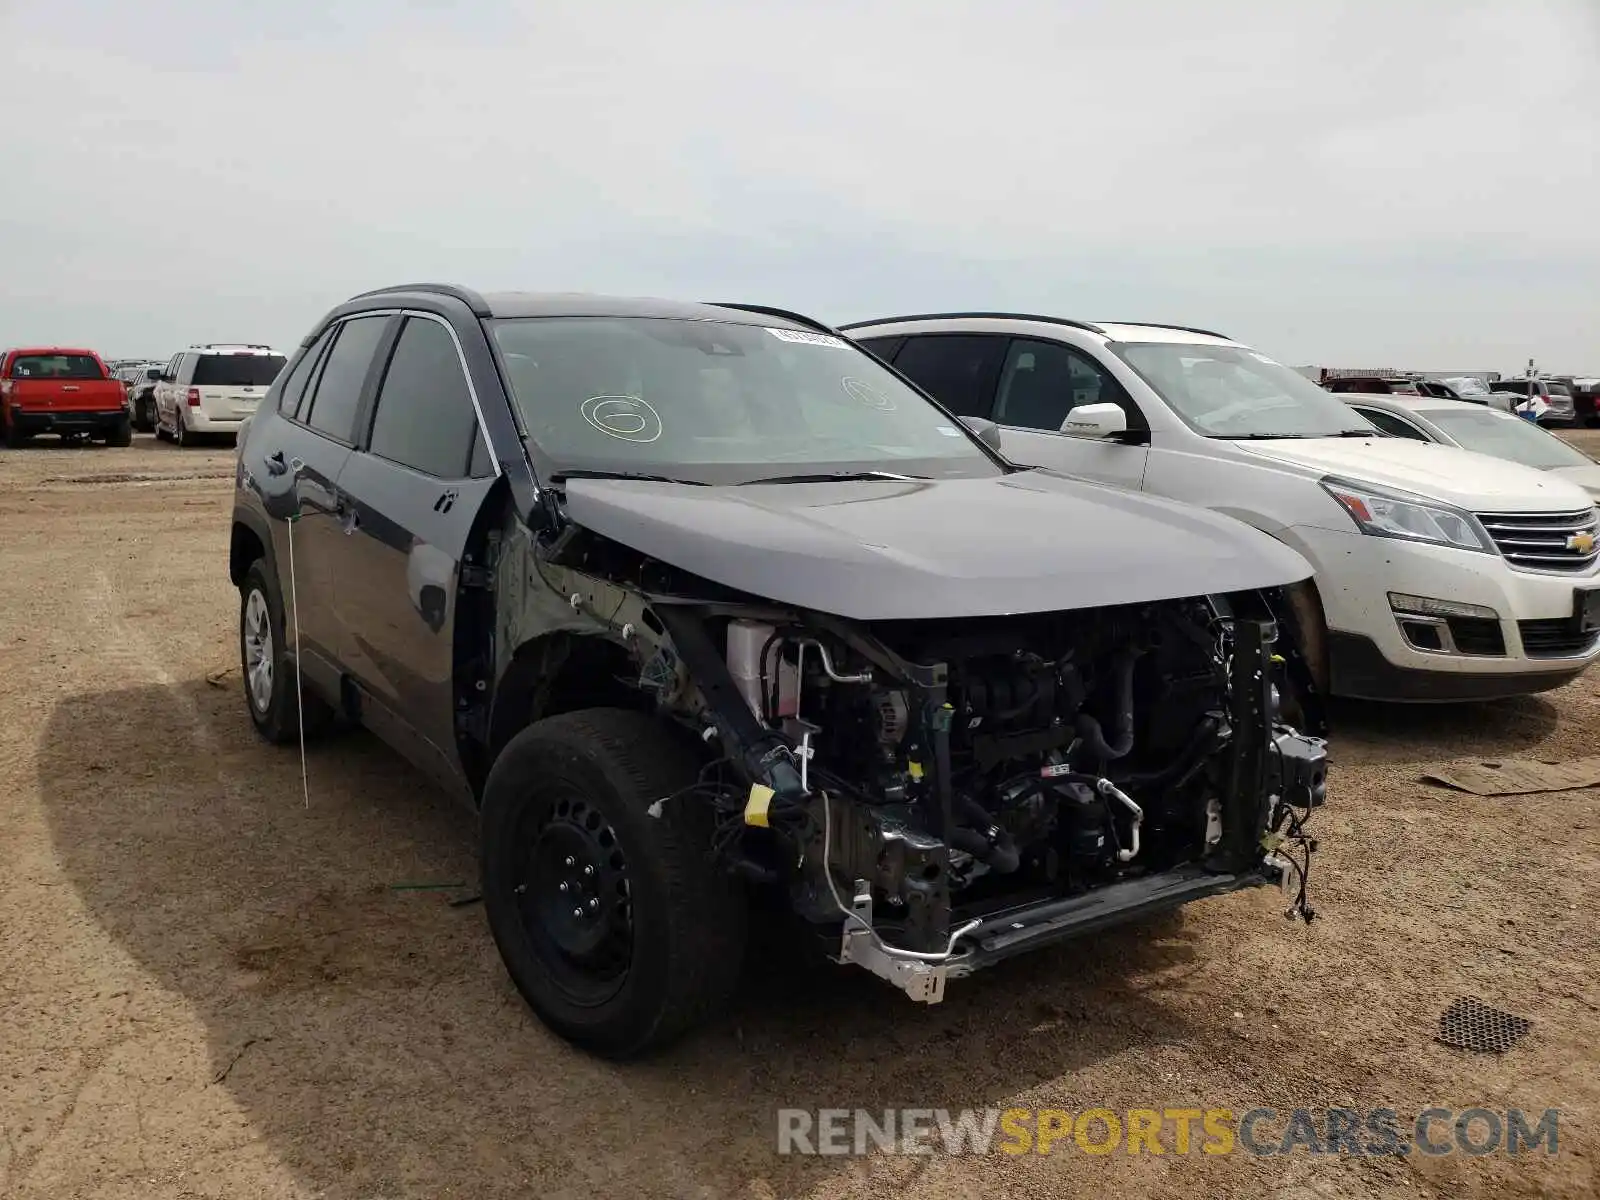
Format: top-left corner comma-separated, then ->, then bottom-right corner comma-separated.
1,434 -> 1597,1200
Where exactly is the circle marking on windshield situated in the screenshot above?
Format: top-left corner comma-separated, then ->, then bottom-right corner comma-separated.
843,376 -> 897,411
581,395 -> 662,443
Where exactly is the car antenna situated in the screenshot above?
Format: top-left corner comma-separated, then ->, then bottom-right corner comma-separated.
285,513 -> 311,807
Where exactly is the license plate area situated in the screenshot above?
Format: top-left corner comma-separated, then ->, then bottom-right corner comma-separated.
1576,587 -> 1600,632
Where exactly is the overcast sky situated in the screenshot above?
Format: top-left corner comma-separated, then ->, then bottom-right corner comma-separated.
2,0 -> 1596,372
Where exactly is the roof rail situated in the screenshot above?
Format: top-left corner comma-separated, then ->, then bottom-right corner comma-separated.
705,302 -> 839,336
194,342 -> 275,350
348,282 -> 491,317
835,312 -> 1108,335
1096,320 -> 1231,339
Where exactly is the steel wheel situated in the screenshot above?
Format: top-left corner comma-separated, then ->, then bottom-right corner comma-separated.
243,587 -> 274,713
515,794 -> 633,1006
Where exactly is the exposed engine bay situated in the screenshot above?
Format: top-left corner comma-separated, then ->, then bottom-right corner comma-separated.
496,517 -> 1328,1006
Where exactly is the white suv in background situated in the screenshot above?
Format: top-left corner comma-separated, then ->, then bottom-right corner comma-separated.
842,313 -> 1600,703
154,344 -> 287,446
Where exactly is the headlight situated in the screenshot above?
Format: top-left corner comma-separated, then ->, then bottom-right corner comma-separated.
1320,476 -> 1495,554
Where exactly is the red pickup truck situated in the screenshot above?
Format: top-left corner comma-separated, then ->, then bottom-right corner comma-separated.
1,347 -> 132,447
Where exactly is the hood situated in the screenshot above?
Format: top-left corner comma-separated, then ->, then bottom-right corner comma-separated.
1235,436 -> 1594,512
1546,462 -> 1600,502
562,470 -> 1312,621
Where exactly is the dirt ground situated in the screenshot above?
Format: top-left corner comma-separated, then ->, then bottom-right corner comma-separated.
2,432 -> 1598,1200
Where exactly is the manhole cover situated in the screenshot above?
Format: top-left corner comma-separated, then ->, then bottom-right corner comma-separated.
1437,996 -> 1531,1053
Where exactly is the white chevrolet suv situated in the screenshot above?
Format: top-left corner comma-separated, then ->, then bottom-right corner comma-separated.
842,313 -> 1600,702
153,344 -> 287,446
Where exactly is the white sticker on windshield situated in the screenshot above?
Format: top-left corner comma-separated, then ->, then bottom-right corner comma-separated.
766,327 -> 847,349
936,425 -> 962,437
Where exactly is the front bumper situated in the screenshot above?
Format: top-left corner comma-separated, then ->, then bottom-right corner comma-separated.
947,863 -> 1273,976
9,407 -> 127,436
1282,524 -> 1600,700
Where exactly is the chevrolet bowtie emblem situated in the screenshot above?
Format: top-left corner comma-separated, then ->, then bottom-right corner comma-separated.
1567,531 -> 1595,554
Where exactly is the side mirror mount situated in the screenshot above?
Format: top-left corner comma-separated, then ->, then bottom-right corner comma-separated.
1060,403 -> 1128,440
959,415 -> 1002,451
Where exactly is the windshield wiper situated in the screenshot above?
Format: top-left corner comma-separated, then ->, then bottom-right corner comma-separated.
548,469 -> 707,486
1334,428 -> 1379,437
1206,433 -> 1319,441
737,470 -> 931,485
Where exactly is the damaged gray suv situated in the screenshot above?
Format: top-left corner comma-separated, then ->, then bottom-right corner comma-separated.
229,285 -> 1329,1058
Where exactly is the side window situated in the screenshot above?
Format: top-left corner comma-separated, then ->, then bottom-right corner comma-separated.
366,316 -> 480,478
993,339 -> 1138,432
855,335 -> 905,366
177,354 -> 196,384
304,316 -> 389,443
1354,408 -> 1430,441
276,330 -> 334,418
163,354 -> 179,380
892,335 -> 1006,418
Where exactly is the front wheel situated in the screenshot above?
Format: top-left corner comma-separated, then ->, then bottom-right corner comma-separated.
479,708 -> 747,1059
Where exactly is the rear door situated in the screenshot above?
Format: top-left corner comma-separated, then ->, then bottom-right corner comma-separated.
890,334 -> 1006,419
251,313 -> 396,695
192,349 -> 288,423
330,312 -> 500,790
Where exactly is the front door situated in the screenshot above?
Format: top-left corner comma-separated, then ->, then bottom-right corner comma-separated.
987,338 -> 1151,490
329,313 -> 500,791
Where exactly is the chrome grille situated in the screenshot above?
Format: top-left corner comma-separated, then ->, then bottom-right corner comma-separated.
1475,508 -> 1600,573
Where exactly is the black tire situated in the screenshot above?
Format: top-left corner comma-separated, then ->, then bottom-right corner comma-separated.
239,558 -> 333,744
133,397 -> 155,433
5,421 -> 29,448
107,417 -> 133,447
479,708 -> 747,1059
175,409 -> 192,448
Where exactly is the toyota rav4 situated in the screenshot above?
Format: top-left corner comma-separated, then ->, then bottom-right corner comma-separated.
230,285 -> 1328,1058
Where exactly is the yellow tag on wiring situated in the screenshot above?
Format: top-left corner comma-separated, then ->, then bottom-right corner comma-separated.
907,761 -> 925,781
744,784 -> 774,828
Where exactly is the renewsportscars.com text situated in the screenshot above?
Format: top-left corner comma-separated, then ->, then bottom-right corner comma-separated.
776,1106 -> 1561,1157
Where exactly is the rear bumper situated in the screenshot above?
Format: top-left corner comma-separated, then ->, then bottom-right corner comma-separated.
946,864 -> 1273,977
8,407 -> 127,435
186,407 -> 248,434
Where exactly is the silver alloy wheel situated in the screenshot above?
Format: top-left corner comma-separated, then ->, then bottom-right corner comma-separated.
243,588 -> 274,713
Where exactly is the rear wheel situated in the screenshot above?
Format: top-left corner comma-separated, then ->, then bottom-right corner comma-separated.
4,419 -> 27,448
479,709 -> 747,1059
175,408 -> 192,447
133,397 -> 155,433
239,559 -> 332,743
107,417 -> 133,448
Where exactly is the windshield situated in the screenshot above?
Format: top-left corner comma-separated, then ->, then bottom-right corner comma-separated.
1113,342 -> 1376,438
192,353 -> 286,387
489,317 -> 1003,483
8,354 -> 104,380
1427,407 -> 1594,470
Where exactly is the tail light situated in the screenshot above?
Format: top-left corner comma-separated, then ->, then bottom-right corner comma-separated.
186,388 -> 200,406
